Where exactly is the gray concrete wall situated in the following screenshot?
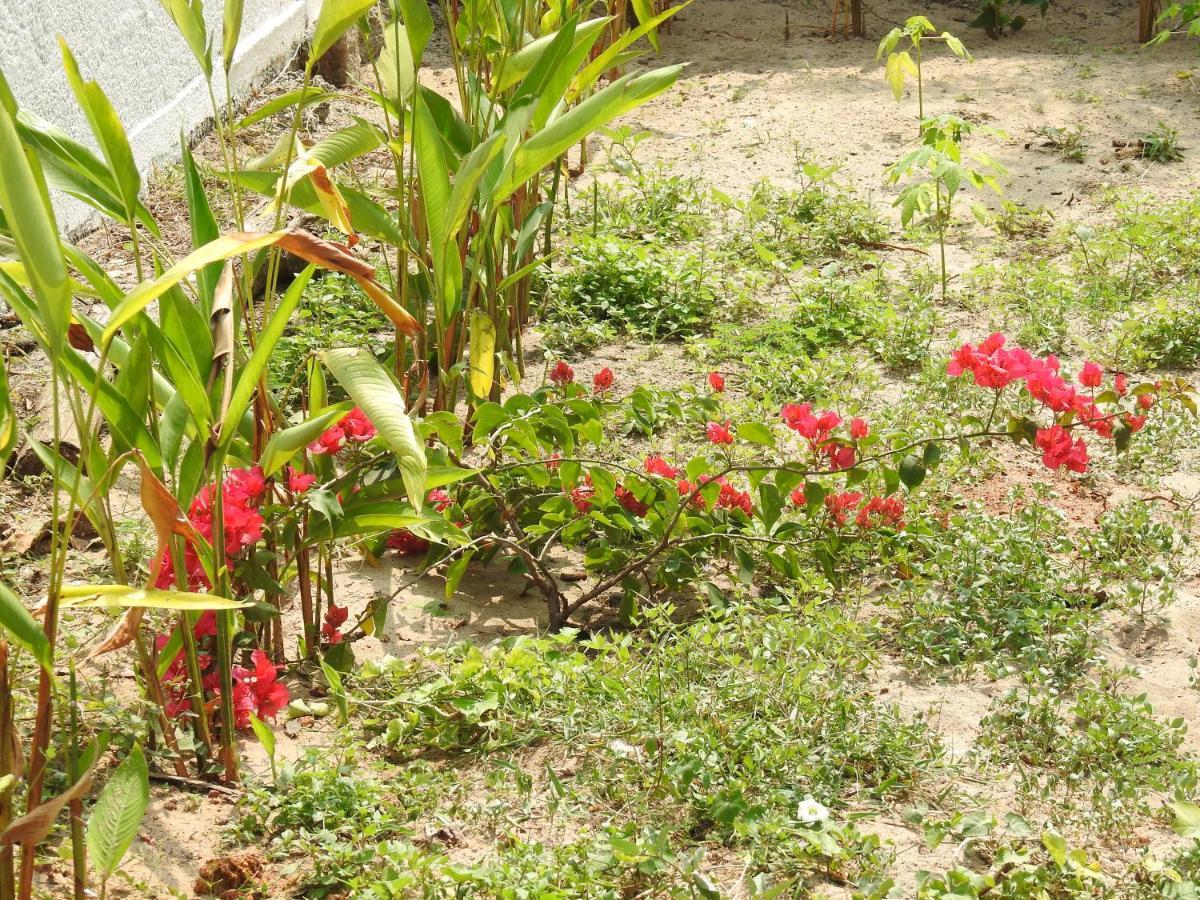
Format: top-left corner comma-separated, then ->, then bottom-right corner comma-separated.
0,0 -> 318,233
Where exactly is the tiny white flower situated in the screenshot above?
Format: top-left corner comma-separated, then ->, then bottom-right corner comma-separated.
609,739 -> 637,758
796,796 -> 830,825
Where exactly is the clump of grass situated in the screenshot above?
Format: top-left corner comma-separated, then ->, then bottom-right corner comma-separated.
1141,122 -> 1184,162
539,236 -> 732,352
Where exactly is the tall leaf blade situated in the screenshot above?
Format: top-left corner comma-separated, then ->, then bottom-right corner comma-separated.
321,348 -> 426,506
310,0 -> 377,66
85,744 -> 149,879
0,581 -> 52,673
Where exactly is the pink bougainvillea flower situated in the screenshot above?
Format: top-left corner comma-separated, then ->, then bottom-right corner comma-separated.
823,491 -> 863,527
592,367 -> 614,393
615,485 -> 649,517
708,371 -> 725,393
309,425 -> 345,456
1079,361 -> 1103,388
706,421 -> 734,446
850,417 -> 870,440
790,486 -> 809,506
387,529 -> 430,556
823,443 -> 856,471
1138,393 -> 1155,410
427,488 -> 452,512
1035,425 -> 1089,473
550,361 -> 575,385
644,455 -> 680,479
855,495 -> 905,530
287,466 -> 317,494
322,603 -> 349,645
1115,373 -> 1129,396
341,406 -> 377,443
570,481 -> 595,513
1125,414 -> 1147,433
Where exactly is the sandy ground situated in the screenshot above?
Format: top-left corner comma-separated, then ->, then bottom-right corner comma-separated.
9,0 -> 1200,895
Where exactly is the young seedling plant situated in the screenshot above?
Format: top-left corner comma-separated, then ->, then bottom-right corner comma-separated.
877,17 -> 972,130
886,114 -> 1005,300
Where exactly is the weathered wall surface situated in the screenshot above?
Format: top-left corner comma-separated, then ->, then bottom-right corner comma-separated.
0,0 -> 317,232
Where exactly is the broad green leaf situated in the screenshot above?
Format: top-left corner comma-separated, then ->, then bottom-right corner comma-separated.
898,454 -> 926,489
59,39 -> 142,217
181,140 -> 221,314
392,0 -> 434,68
322,348 -> 426,506
0,358 -> 17,471
496,65 -> 682,201
1170,801 -> 1200,838
258,402 -> 353,476
377,21 -> 417,104
310,0 -> 377,67
468,310 -> 497,400
223,0 -> 244,72
86,744 -> 149,879
0,95 -> 71,352
884,51 -> 917,101
1041,828 -> 1068,866
495,17 -> 609,94
160,0 -> 212,75
59,585 -> 245,610
102,231 -> 284,346
573,2 -> 692,98
237,86 -> 332,129
0,580 -> 52,672
248,713 -> 277,779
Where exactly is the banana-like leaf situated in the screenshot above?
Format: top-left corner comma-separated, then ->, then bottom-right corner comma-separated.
0,87 -> 72,353
26,439 -> 109,546
60,585 -> 244,610
495,65 -> 683,201
310,0 -> 377,66
322,348 -> 426,506
59,349 -> 163,471
573,1 -> 693,98
377,20 -> 417,104
160,0 -> 212,76
414,95 -> 459,319
493,17 -> 609,93
223,0 -> 244,72
0,581 -> 51,673
258,402 -> 353,477
468,310 -> 496,400
101,231 -> 284,346
59,39 -> 142,219
0,357 -> 17,472
86,743 -> 149,880
236,86 -> 332,129
181,140 -> 221,314
392,0 -> 434,68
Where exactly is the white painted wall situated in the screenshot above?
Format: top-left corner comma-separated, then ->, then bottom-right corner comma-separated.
0,0 -> 317,233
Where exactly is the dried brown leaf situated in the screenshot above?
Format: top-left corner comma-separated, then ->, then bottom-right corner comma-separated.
0,765 -> 94,847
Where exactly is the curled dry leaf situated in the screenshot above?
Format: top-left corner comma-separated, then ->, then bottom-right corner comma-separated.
207,262 -> 235,425
0,764 -> 94,847
308,165 -> 358,247
276,229 -> 422,337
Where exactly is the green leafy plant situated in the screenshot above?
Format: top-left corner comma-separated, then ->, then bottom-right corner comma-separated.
972,0 -> 1052,39
86,744 -> 150,900
877,17 -> 971,125
886,114 -> 1005,300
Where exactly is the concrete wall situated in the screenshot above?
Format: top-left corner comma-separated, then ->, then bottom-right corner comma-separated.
0,0 -> 318,233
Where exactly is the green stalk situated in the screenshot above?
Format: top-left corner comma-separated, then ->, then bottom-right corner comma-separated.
66,662 -> 87,900
0,641 -> 14,900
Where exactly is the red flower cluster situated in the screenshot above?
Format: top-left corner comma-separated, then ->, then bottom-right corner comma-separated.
287,465 -> 317,493
644,455 -> 679,479
387,490 -> 454,555
157,635 -> 288,729
155,467 -> 266,591
706,421 -> 734,446
615,485 -> 649,517
593,367 -> 614,393
700,475 -> 753,515
220,650 -> 289,729
1035,425 -> 1088,473
309,407 -> 377,456
550,361 -> 574,385
855,495 -> 905,530
322,602 -> 349,645
781,404 -> 860,470
791,488 -> 905,530
947,333 -> 1160,475
708,372 -> 725,393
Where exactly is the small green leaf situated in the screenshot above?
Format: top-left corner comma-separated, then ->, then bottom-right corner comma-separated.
898,454 -> 926,489
1170,800 -> 1200,838
86,744 -> 149,879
